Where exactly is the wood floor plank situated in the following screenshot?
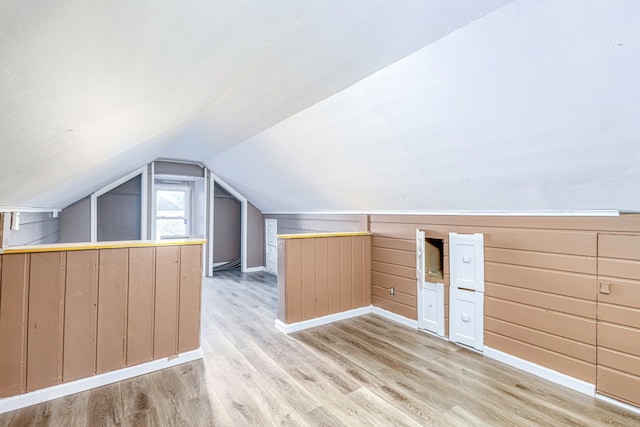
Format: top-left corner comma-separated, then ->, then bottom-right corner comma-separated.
1,270 -> 640,426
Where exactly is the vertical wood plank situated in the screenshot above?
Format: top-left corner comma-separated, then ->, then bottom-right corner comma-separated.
363,235 -> 372,306
0,254 -> 29,397
340,237 -> 352,311
178,245 -> 202,353
97,248 -> 128,374
27,252 -> 65,392
127,247 -> 155,366
351,236 -> 364,308
277,239 -> 287,322
63,250 -> 98,382
285,239 -> 303,323
328,238 -> 341,314
315,238 -> 329,317
154,246 -> 180,358
301,238 -> 316,321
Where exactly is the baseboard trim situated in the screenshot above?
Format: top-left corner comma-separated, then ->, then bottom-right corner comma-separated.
274,306 -> 373,334
596,393 -> 640,415
484,346 -> 595,396
371,306 -> 418,329
0,349 -> 203,414
245,266 -> 265,273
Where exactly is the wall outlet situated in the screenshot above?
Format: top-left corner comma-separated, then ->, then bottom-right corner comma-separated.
390,287 -> 395,296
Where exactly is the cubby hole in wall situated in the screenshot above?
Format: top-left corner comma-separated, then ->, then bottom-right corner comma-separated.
425,237 -> 444,280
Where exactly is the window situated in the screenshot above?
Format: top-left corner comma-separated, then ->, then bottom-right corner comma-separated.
155,183 -> 192,239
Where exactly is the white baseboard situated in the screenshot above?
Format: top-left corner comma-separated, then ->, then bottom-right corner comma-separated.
597,393 -> 640,415
0,349 -> 203,414
245,266 -> 265,273
484,346 -> 595,396
274,306 -> 373,334
371,306 -> 418,329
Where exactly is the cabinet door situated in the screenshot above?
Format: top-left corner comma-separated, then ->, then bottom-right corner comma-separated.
419,281 -> 445,337
449,287 -> 483,351
449,233 -> 484,292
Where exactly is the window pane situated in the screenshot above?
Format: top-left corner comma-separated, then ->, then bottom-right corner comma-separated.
157,190 -> 186,217
156,219 -> 187,238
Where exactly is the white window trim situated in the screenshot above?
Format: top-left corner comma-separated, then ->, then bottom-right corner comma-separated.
154,182 -> 193,239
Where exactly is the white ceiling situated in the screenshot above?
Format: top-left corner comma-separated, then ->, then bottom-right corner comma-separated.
2,1 -> 639,213
209,0 -> 640,213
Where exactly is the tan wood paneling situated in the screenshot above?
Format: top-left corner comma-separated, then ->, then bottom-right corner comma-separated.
485,282 -> 595,318
351,236 -> 364,308
301,239 -> 316,321
598,258 -> 640,281
0,254 -> 30,397
485,263 -> 596,300
363,236 -> 372,307
97,248 -> 128,374
485,247 -> 596,274
596,233 -> 640,407
63,250 -> 98,382
371,295 -> 416,320
485,297 -> 596,345
371,271 -> 416,296
369,222 -> 417,240
285,239 -> 302,323
178,245 -> 202,353
127,247 -> 155,366
277,239 -> 286,322
340,237 -> 353,311
327,237 -> 341,315
598,348 -> 640,377
596,277 -> 640,309
598,303 -> 640,328
371,213 -> 640,233
597,322 -> 640,357
372,247 -> 414,268
597,366 -> 640,407
598,234 -> 640,260
315,238 -> 329,317
371,286 -> 415,307
485,317 -> 595,363
485,332 -> 595,383
27,252 -> 65,391
371,261 -> 414,280
371,237 -> 414,251
154,246 -> 180,358
280,235 -> 371,323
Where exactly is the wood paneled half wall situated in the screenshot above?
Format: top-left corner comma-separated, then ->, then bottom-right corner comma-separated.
277,232 -> 371,325
0,239 -> 204,399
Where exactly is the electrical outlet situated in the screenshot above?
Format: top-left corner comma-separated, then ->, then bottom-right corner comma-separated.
390,287 -> 395,296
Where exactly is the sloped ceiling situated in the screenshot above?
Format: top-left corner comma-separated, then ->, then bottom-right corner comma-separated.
208,0 -> 640,213
0,0 -> 514,209
3,1 -> 639,214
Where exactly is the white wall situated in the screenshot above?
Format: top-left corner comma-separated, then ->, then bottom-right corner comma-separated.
209,0 -> 640,213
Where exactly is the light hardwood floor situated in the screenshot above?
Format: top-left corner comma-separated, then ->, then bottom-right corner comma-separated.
1,270 -> 639,426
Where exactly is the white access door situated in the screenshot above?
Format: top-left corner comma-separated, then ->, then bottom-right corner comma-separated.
449,233 -> 484,351
416,229 -> 445,337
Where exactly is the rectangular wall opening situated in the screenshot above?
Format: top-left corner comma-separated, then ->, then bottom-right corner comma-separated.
424,237 -> 444,280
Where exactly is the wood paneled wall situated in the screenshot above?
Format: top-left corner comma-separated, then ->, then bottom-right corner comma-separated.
0,244 -> 202,398
596,234 -> 640,406
277,234 -> 371,324
370,214 -> 640,391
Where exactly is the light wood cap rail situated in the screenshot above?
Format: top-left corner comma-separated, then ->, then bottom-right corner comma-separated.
0,239 -> 207,254
277,231 -> 371,239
